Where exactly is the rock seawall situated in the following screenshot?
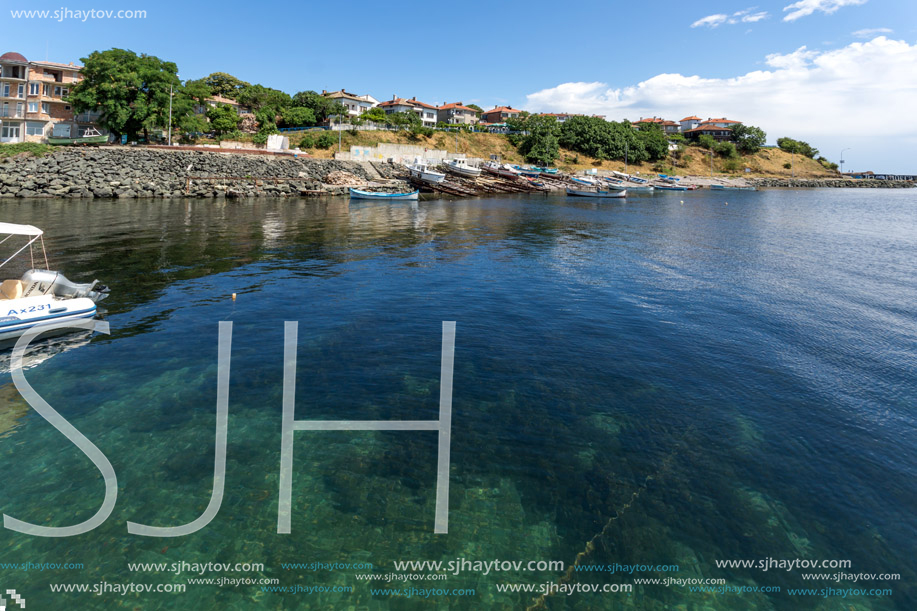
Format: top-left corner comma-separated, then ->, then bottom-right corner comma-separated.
0,147 -> 400,198
749,178 -> 914,188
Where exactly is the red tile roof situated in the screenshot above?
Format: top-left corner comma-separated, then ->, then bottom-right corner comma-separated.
707,118 -> 741,123
685,123 -> 734,133
378,96 -> 437,110
439,102 -> 477,111
483,106 -> 520,115
680,115 -> 701,121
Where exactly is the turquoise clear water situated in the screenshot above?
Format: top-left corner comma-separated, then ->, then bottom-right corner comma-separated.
0,190 -> 914,610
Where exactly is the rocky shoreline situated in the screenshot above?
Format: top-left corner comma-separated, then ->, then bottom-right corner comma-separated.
0,147 -> 912,198
0,147 -> 407,198
748,177 -> 914,188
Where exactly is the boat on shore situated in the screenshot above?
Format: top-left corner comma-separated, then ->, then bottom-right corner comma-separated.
0,223 -> 108,343
443,158 -> 482,178
47,125 -> 108,146
566,187 -> 627,198
349,188 -> 419,200
482,162 -> 521,178
407,160 -> 446,184
571,177 -> 598,186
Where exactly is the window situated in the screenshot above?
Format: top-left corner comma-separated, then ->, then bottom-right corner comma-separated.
54,86 -> 62,96
1,83 -> 8,97
1,102 -> 8,117
43,84 -> 50,96
62,88 -> 69,97
29,83 -> 39,95
64,105 -> 71,111
41,102 -> 49,114
28,102 -> 38,113
17,84 -> 24,98
26,122 -> 44,136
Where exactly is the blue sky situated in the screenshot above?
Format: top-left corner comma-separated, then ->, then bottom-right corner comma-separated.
3,0 -> 916,171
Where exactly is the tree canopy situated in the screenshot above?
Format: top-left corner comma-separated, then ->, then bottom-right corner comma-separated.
777,137 -> 819,158
554,116 -> 669,163
70,48 -> 193,140
206,104 -> 240,135
203,72 -> 250,99
731,124 -> 767,154
291,91 -> 348,124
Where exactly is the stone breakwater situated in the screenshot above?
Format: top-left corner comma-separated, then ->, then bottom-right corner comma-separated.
749,177 -> 914,188
0,147 -> 403,198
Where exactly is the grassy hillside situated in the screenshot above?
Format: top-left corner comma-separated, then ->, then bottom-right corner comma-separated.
299,130 -> 835,178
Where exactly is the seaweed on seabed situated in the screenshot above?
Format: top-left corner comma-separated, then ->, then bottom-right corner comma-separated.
525,423 -> 698,611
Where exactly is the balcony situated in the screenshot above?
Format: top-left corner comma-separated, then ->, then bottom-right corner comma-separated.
0,110 -> 25,119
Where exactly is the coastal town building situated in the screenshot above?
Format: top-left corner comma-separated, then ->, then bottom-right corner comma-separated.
683,121 -> 736,142
635,116 -> 681,136
679,116 -> 702,132
193,95 -> 251,116
378,96 -> 438,127
436,102 -> 480,126
321,89 -> 379,117
481,106 -> 522,123
1,51 -> 98,143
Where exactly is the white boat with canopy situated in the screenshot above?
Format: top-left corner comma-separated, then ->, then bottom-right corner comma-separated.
0,223 -> 108,343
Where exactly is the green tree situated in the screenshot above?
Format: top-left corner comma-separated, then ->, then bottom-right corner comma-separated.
713,140 -> 739,158
206,104 -> 241,135
519,115 -> 559,165
280,106 -> 316,128
731,124 -> 766,154
203,72 -> 250,99
636,123 -> 669,161
467,103 -> 484,118
290,91 -> 347,124
69,48 -> 191,141
696,134 -> 717,150
237,85 -> 292,130
777,137 -> 818,158
315,132 -> 335,149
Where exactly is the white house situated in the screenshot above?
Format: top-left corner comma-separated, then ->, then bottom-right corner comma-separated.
322,89 -> 378,117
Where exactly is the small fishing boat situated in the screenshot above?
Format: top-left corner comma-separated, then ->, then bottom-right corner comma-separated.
566,187 -> 626,198
538,167 -> 559,175
349,188 -> 419,200
0,223 -> 108,343
570,177 -> 598,186
710,184 -> 757,191
407,160 -> 446,184
654,184 -> 689,191
629,176 -> 648,184
482,162 -> 521,178
443,158 -> 482,178
620,184 -> 654,193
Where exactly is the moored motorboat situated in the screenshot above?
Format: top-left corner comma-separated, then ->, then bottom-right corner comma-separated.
566,187 -> 627,198
710,184 -> 757,191
349,188 -> 419,200
443,158 -> 482,177
0,223 -> 108,343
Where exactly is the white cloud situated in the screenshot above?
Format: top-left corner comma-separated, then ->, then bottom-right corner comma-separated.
524,37 -> 917,171
692,8 -> 768,28
741,11 -> 769,23
783,0 -> 867,22
691,14 -> 728,28
852,27 -> 892,38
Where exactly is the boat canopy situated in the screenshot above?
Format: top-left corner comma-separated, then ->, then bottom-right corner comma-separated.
0,222 -> 43,237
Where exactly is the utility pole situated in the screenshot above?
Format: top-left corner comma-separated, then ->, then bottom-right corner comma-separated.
338,114 -> 343,152
840,148 -> 850,174
167,83 -> 173,146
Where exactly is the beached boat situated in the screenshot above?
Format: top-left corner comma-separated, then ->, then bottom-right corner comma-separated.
407,160 -> 446,184
349,188 -> 419,200
537,167 -> 559,175
482,162 -> 521,178
47,125 -> 108,146
620,184 -> 654,192
443,158 -> 482,178
570,177 -> 598,186
566,187 -> 627,198
0,223 -> 108,343
654,184 -> 689,191
710,184 -> 758,191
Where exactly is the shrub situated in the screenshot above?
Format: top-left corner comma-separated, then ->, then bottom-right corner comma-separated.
697,134 -> 716,150
714,141 -> 738,158
783,162 -> 792,169
252,132 -> 269,145
299,134 -> 315,149
722,158 -> 742,173
315,132 -> 335,149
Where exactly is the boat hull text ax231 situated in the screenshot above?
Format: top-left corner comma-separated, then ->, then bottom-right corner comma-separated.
0,223 -> 108,343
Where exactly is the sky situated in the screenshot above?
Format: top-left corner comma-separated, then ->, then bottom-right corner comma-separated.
3,0 -> 916,172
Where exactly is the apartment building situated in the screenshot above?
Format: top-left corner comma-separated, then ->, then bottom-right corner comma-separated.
0,51 -> 99,143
